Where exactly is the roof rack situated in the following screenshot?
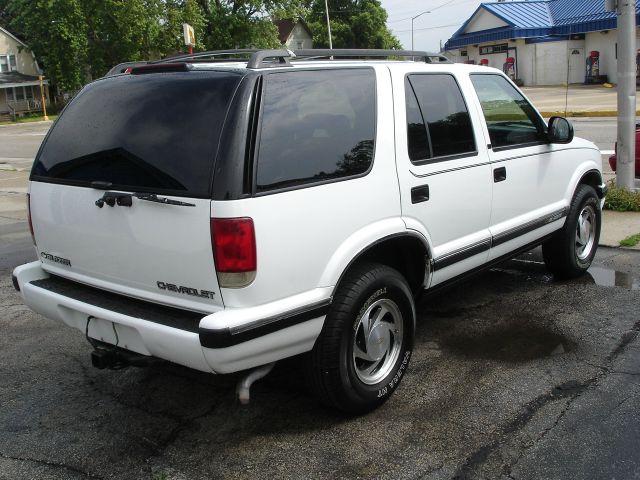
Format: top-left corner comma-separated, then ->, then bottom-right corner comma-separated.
153,48 -> 452,69
293,49 -> 453,63
156,49 -> 293,69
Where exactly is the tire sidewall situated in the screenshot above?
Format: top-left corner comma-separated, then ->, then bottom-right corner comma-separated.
568,186 -> 601,270
337,269 -> 415,409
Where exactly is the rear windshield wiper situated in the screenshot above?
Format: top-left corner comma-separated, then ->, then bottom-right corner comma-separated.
134,193 -> 195,207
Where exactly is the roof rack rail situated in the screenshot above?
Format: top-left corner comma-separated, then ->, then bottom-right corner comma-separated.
153,48 -> 451,69
293,49 -> 452,63
156,49 -> 293,69
154,49 -> 259,64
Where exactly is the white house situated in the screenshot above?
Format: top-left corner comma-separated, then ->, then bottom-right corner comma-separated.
274,18 -> 313,50
0,26 -> 49,119
444,0 -> 640,86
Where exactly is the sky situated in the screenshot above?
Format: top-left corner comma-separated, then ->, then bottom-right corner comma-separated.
380,0 -> 488,52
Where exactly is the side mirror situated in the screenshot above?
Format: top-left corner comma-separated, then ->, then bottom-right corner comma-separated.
548,116 -> 574,144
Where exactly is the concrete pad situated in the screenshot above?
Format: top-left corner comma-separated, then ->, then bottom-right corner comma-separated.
600,210 -> 640,249
522,84 -> 640,115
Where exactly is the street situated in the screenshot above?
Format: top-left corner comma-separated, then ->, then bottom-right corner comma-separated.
1,119 -> 640,479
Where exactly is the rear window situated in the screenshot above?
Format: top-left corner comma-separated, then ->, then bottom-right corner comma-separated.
32,71 -> 242,197
256,68 -> 376,193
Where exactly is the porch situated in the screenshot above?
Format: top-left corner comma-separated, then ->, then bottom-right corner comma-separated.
0,72 -> 50,121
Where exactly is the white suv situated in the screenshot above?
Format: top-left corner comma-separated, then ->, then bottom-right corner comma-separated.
12,49 -> 606,413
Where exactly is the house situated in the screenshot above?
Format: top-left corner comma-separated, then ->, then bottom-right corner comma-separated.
444,0 -> 640,86
0,26 -> 49,119
274,18 -> 313,50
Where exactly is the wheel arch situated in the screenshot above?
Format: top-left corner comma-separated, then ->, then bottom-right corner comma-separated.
330,232 -> 432,298
565,164 -> 604,203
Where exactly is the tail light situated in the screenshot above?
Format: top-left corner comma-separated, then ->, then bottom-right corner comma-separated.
27,193 -> 35,244
211,217 -> 256,288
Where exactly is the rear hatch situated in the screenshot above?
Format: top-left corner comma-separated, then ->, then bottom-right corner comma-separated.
29,68 -> 244,312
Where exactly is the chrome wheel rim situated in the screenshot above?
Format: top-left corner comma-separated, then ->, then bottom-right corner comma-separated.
575,205 -> 596,261
352,298 -> 403,385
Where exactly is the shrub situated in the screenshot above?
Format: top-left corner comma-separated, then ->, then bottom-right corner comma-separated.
604,182 -> 640,212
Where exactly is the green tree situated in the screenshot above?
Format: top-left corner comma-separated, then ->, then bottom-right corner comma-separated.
307,0 -> 400,49
3,0 -> 89,91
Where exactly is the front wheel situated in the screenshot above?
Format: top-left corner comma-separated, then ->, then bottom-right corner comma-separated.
542,184 -> 601,279
308,263 -> 415,414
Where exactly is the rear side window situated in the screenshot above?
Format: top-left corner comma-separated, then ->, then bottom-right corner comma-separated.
256,69 -> 376,193
470,74 -> 546,149
405,74 -> 476,163
32,71 -> 242,197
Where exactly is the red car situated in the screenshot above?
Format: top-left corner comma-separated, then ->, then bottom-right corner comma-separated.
609,125 -> 640,177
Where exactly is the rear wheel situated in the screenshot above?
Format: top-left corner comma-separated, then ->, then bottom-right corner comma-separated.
543,184 -> 601,279
309,263 -> 415,414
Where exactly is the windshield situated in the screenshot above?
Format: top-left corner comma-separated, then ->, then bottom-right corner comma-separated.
32,71 -> 243,197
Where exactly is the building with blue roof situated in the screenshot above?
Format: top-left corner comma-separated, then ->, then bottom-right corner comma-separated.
444,0 -> 640,86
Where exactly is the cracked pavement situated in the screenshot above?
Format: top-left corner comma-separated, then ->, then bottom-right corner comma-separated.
2,223 -> 640,479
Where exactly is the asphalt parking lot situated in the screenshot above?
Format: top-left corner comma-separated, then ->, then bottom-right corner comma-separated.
1,121 -> 640,479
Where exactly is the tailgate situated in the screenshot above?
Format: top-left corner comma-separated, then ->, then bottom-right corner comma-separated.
27,69 -> 245,312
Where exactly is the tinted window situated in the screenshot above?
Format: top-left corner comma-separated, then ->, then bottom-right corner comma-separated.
406,74 -> 475,162
256,69 -> 376,192
405,83 -> 430,161
470,74 -> 545,149
32,71 -> 242,197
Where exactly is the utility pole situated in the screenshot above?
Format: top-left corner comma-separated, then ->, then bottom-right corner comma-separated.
615,0 -> 637,190
324,0 -> 333,50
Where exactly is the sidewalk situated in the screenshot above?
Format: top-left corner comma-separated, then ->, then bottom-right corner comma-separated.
601,210 -> 640,250
522,84 -> 639,117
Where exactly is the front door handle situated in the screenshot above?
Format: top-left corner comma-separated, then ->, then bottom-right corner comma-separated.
494,167 -> 507,183
411,185 -> 430,204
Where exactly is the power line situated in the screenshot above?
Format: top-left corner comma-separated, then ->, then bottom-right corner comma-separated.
387,0 -> 479,23
392,22 -> 462,34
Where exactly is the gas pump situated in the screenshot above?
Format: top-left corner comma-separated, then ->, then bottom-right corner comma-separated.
503,57 -> 516,80
585,50 -> 601,83
479,59 -> 489,67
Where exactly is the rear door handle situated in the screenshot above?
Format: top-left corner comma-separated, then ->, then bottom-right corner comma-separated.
411,185 -> 430,204
494,167 -> 507,183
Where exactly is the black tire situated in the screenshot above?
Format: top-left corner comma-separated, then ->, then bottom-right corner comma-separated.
308,263 -> 415,414
542,184 -> 601,279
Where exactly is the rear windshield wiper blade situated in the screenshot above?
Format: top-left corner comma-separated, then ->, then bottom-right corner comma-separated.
134,193 -> 195,207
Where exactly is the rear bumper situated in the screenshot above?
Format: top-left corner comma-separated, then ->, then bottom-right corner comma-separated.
12,262 -> 330,374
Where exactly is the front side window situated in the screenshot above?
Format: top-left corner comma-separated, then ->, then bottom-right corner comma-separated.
470,74 -> 546,149
256,69 -> 376,192
405,74 -> 476,162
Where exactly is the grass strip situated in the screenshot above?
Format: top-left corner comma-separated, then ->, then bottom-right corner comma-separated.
620,233 -> 640,247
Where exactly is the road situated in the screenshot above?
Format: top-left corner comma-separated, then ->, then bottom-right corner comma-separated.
1,119 -> 640,479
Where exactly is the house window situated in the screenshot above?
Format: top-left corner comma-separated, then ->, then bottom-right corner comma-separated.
296,41 -> 304,49
0,54 -> 17,73
480,44 -> 509,55
15,87 -> 25,101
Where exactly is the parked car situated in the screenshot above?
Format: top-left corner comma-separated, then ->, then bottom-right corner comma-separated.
12,49 -> 606,413
608,123 -> 640,177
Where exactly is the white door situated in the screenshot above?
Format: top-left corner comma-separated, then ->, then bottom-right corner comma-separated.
469,73 -> 575,261
569,48 -> 584,84
392,69 -> 493,286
